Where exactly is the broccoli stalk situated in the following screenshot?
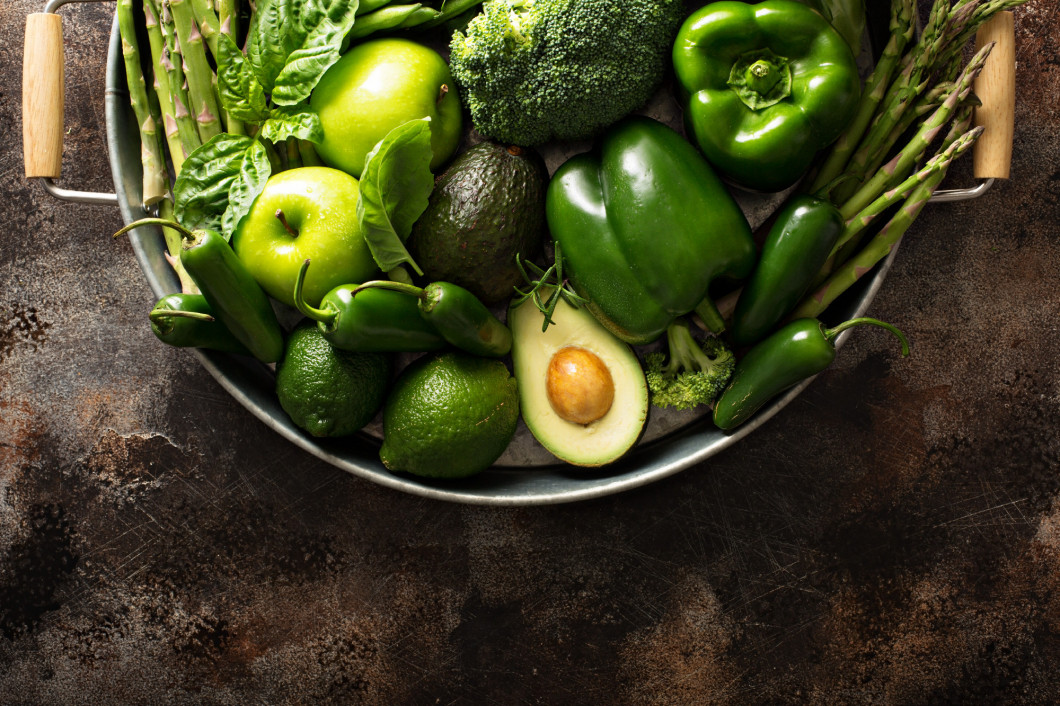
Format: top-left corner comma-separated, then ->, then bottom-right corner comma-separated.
644,319 -> 735,411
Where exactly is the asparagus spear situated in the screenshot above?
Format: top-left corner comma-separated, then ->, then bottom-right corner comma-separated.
117,0 -> 168,206
144,0 -> 201,170
167,0 -> 222,141
791,125 -> 984,321
158,0 -> 205,158
190,0 -> 221,59
216,0 -> 243,135
837,42 -> 992,221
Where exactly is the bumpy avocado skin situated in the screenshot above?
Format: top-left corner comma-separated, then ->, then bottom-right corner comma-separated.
407,141 -> 548,305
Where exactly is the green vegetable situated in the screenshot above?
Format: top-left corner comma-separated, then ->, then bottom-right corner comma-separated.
545,116 -> 755,344
348,279 -> 513,358
672,0 -> 861,192
293,260 -> 446,353
356,118 -> 435,276
794,0 -> 867,56
117,0 -> 167,205
173,134 -> 272,238
448,0 -> 684,146
644,319 -> 735,411
714,317 -> 909,431
116,218 -> 285,363
149,293 -> 251,355
730,194 -> 845,348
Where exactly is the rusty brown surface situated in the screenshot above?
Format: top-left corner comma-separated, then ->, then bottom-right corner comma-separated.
2,0 -> 1060,703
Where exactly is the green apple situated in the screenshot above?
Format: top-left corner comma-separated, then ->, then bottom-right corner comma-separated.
310,38 -> 463,178
232,166 -> 379,308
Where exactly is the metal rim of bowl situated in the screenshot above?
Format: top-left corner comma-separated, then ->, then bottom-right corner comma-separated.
104,17 -> 898,506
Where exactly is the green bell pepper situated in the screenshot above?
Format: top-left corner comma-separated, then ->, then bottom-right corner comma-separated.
545,116 -> 754,345
673,0 -> 861,192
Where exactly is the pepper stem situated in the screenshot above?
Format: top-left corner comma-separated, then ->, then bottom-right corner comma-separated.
350,280 -> 425,300
292,259 -> 338,325
149,309 -> 215,322
745,59 -> 781,95
113,217 -> 193,240
693,297 -> 727,335
825,317 -> 910,356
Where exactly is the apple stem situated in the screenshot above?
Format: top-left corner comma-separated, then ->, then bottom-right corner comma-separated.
437,83 -> 449,106
292,259 -> 338,325
275,209 -> 299,237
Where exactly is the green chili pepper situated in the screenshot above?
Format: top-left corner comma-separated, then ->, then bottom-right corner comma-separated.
672,0 -> 861,192
713,317 -> 909,431
149,293 -> 251,355
730,194 -> 846,347
350,279 -> 512,358
115,218 -> 285,364
293,260 -> 446,353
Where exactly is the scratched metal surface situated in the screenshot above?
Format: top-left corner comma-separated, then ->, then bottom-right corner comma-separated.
3,0 -> 1060,702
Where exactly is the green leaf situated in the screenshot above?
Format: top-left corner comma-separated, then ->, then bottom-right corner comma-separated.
271,0 -> 361,106
356,118 -> 435,275
216,33 -> 269,124
222,141 -> 273,239
258,107 -> 325,143
173,134 -> 256,231
246,0 -> 303,93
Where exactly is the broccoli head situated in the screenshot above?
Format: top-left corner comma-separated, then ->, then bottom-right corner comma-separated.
644,319 -> 736,411
449,0 -> 685,146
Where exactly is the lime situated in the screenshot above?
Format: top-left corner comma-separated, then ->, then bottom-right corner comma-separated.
380,351 -> 519,478
275,321 -> 392,437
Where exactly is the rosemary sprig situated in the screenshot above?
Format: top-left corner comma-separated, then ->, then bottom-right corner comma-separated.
512,243 -> 589,332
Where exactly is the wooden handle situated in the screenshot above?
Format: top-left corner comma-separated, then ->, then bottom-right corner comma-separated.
23,13 -> 65,179
973,12 -> 1015,180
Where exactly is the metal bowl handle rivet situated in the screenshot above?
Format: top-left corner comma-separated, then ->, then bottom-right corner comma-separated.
23,0 -> 119,205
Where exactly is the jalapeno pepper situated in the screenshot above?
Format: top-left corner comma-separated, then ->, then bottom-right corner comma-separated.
730,194 -> 846,347
293,260 -> 446,353
150,293 -> 251,355
349,279 -> 512,358
713,317 -> 909,431
115,218 -> 285,364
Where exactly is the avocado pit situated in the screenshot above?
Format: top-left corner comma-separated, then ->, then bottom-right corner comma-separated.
545,346 -> 615,425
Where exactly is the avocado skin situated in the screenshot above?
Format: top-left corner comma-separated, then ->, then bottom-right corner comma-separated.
408,141 -> 548,305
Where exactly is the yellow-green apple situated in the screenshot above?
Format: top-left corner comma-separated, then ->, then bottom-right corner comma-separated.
232,166 -> 379,308
310,38 -> 463,178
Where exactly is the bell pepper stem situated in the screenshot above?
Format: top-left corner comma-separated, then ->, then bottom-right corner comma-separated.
825,317 -> 910,357
693,297 -> 727,335
149,309 -> 215,322
292,259 -> 338,325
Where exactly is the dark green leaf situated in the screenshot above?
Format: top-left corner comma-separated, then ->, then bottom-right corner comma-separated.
246,0 -> 304,92
356,118 -> 435,275
216,33 -> 269,124
173,134 -> 256,231
222,141 -> 273,239
258,107 -> 325,143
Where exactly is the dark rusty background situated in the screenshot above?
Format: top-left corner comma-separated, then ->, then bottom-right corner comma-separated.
2,0 -> 1059,702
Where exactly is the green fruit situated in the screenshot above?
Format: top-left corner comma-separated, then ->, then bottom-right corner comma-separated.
380,351 -> 519,478
232,167 -> 379,308
276,321 -> 392,438
508,289 -> 648,467
310,38 -> 463,179
407,141 -> 548,305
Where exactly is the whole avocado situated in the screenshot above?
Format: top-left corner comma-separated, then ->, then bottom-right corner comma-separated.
407,141 -> 548,305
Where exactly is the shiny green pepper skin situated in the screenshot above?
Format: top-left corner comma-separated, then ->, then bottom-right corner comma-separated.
149,293 -> 251,355
419,282 -> 512,358
546,116 -> 755,345
714,317 -> 909,430
731,195 -> 845,347
314,285 -> 446,353
673,0 -> 861,192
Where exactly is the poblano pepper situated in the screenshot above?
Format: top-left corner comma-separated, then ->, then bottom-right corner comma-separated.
673,0 -> 861,192
545,116 -> 755,345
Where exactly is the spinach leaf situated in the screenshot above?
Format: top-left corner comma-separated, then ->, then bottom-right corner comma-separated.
173,134 -> 256,232
216,33 -> 269,124
258,107 -> 325,144
356,118 -> 435,275
222,141 -> 273,239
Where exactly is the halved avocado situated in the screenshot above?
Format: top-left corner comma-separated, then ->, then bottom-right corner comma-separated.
509,291 -> 649,467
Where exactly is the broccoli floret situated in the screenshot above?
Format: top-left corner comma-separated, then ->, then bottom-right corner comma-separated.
449,0 -> 684,146
644,319 -> 736,411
